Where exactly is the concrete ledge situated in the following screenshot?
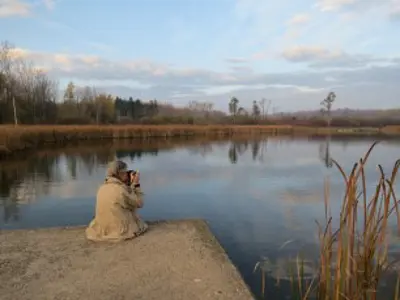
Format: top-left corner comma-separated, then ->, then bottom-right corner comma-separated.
0,219 -> 254,300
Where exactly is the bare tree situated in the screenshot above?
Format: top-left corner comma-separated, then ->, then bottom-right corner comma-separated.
259,98 -> 266,119
320,91 -> 336,127
0,40 -> 59,124
187,100 -> 214,122
237,107 -> 247,116
229,97 -> 239,124
0,42 -> 14,124
252,100 -> 260,120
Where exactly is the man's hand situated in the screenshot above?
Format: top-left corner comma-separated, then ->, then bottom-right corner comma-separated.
130,171 -> 140,185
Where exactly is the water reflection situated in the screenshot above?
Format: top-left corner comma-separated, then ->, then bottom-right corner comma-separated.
187,143 -> 213,157
2,136 -> 400,226
319,135 -> 333,168
1,135 -> 400,299
0,155 -> 61,223
0,142 -> 162,224
227,139 -> 268,164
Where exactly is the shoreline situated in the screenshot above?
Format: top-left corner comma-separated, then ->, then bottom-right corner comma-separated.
0,219 -> 255,300
0,124 -> 399,160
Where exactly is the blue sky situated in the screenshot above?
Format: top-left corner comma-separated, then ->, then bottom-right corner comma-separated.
1,0 -> 400,112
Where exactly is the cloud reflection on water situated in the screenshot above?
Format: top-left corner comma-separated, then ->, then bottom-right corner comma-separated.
1,135 -> 400,299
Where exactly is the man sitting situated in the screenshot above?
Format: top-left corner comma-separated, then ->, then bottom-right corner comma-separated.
86,160 -> 148,242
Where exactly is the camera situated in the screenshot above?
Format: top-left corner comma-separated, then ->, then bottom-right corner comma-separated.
126,170 -> 137,178
123,169 -> 137,186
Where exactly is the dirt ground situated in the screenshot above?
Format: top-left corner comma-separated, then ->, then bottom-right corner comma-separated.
0,220 -> 254,300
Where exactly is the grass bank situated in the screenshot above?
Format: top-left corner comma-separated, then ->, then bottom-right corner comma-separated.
0,125 -> 291,159
0,125 -> 399,160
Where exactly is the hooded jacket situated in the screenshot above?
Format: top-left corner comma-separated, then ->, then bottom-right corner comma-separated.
85,176 -> 145,242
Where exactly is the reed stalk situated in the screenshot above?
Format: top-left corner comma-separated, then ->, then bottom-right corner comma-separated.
256,142 -> 400,299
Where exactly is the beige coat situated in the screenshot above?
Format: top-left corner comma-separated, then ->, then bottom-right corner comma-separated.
86,176 -> 146,242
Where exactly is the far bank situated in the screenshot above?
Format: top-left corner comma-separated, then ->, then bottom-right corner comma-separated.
0,124 -> 399,160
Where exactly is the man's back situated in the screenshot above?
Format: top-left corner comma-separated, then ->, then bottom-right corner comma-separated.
86,177 -> 140,242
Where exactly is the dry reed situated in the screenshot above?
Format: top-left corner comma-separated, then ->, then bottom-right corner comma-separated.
382,126 -> 400,135
0,125 -> 291,156
0,125 -> 397,160
256,141 -> 400,300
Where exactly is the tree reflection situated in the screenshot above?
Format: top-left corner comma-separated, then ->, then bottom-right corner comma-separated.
0,144 -> 161,224
96,151 -> 115,166
228,143 -> 238,164
67,156 -> 78,179
116,149 -> 158,161
228,138 -> 268,164
0,169 -> 20,223
319,135 -> 333,168
183,137 -> 270,163
2,195 -> 19,223
251,140 -> 260,161
79,152 -> 97,175
186,143 -> 213,157
236,140 -> 249,155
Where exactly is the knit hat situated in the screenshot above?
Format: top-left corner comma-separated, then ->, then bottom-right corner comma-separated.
106,160 -> 128,177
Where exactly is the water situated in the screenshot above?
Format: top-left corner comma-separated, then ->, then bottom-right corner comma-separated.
1,135 -> 400,299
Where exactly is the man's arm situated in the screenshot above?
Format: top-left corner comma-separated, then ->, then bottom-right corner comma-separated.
119,184 -> 143,209
128,172 -> 144,208
130,183 -> 144,208
112,182 -> 140,211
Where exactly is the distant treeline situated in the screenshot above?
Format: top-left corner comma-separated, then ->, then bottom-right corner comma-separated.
1,40 -> 400,127
271,115 -> 400,128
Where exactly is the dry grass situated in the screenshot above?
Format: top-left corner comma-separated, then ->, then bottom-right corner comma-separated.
256,142 -> 400,299
382,126 -> 400,134
0,134 -> 280,167
0,124 -> 398,160
0,125 -> 292,158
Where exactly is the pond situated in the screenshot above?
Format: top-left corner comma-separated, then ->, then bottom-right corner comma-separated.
1,135 -> 400,299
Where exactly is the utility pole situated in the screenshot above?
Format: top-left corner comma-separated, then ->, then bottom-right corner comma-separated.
12,96 -> 18,125
265,100 -> 271,116
96,101 -> 101,125
259,98 -> 266,120
3,87 -> 18,125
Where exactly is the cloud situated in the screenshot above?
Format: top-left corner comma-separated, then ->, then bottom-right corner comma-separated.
1,0 -> 399,112
287,13 -> 310,26
281,45 -> 387,69
0,0 -> 30,17
42,0 -> 54,10
282,46 -> 340,62
315,0 -> 358,12
228,65 -> 254,74
283,13 -> 311,40
6,46 -> 400,111
0,0 -> 55,17
9,48 -> 231,86
225,57 -> 249,64
316,0 -> 400,20
228,0 -> 397,74
224,57 -> 254,73
233,0 -> 375,65
389,5 -> 400,20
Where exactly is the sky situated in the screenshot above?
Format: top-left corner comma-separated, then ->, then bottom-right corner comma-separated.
1,0 -> 400,112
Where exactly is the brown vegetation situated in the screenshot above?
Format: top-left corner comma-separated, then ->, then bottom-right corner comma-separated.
0,125 -> 291,159
1,124 -> 400,160
382,125 -> 400,134
270,115 -> 400,128
256,142 -> 400,299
